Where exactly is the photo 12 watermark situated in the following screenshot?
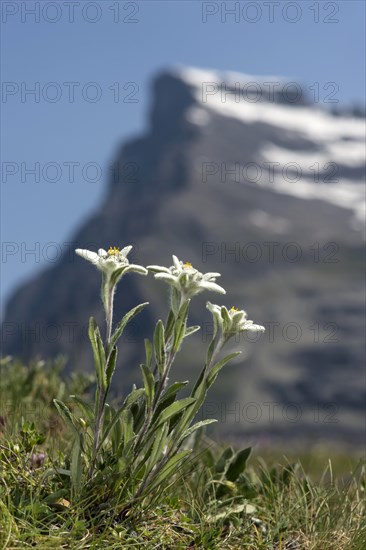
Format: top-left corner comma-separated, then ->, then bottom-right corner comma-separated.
200,400 -> 340,424
201,2 -> 340,24
200,80 -> 339,104
1,161 -> 140,184
1,81 -> 140,103
1,240 -> 142,264
201,241 -> 340,264
1,320 -> 140,347
1,1 -> 140,24
201,320 -> 339,344
200,161 -> 339,185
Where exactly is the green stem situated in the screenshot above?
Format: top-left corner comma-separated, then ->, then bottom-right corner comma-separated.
168,334 -> 226,453
133,334 -> 178,457
88,278 -> 115,481
134,295 -> 187,456
104,279 -> 115,349
206,335 -> 225,373
87,388 -> 105,481
152,293 -> 188,407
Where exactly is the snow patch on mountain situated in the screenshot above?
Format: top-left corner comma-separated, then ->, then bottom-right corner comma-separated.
176,66 -> 366,228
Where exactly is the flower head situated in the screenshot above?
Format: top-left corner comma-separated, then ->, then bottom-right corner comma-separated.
147,255 -> 226,300
31,452 -> 46,469
207,302 -> 265,339
75,246 -> 148,282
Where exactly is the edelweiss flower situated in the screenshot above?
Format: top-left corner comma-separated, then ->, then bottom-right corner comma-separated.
207,302 -> 265,339
75,246 -> 148,280
147,255 -> 226,299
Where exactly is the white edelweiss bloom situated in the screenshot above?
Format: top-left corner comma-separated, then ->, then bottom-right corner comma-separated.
147,256 -> 226,299
75,246 -> 148,279
207,302 -> 265,338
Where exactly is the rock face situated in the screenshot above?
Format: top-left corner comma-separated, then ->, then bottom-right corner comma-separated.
3,67 -> 365,448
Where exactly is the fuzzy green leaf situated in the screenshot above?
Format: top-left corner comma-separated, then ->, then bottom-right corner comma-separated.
144,339 -> 153,368
145,423 -> 169,475
226,447 -> 252,482
71,436 -> 83,497
110,302 -> 149,351
149,397 -> 196,434
99,388 -> 144,452
184,325 -> 201,338
121,408 -> 134,446
122,387 -> 145,410
53,399 -> 82,447
206,502 -> 255,522
207,352 -> 241,388
172,300 -> 190,352
69,395 -> 94,423
152,381 -> 189,423
215,446 -> 234,475
180,418 -> 217,442
105,346 -> 118,390
165,309 -> 176,343
170,288 -> 181,316
140,364 -> 155,407
154,320 -> 166,375
88,317 -> 106,389
145,450 -> 192,493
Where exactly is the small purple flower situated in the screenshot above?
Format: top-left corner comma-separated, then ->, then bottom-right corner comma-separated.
31,452 -> 46,468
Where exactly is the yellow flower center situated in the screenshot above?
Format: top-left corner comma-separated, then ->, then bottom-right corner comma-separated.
107,246 -> 120,256
230,306 -> 239,312
183,262 -> 193,268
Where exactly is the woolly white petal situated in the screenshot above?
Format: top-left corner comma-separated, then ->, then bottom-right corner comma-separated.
154,273 -> 179,285
203,272 -> 221,280
232,311 -> 247,323
199,281 -> 226,294
250,324 -> 265,332
240,321 -> 265,332
120,245 -> 133,257
75,249 -> 99,265
206,302 -> 222,315
172,255 -> 182,271
124,264 -> 148,275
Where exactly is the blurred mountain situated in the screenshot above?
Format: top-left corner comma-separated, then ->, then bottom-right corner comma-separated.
2,67 -> 365,448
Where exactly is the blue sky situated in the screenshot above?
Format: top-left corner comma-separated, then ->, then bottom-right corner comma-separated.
1,0 -> 365,312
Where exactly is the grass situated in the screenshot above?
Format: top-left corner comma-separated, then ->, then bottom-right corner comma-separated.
0,357 -> 365,549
